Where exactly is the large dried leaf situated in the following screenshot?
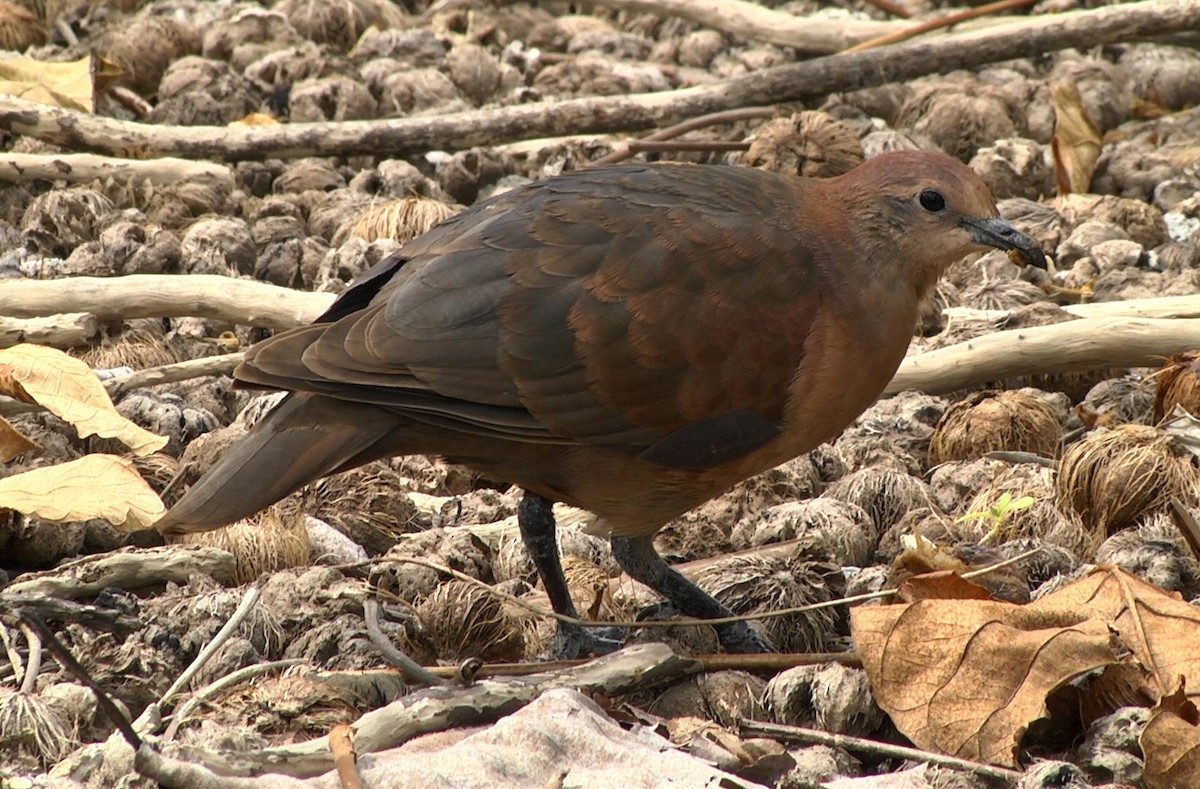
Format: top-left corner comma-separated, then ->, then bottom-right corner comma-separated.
852,567 -> 1200,767
0,55 -> 95,111
1142,682 -> 1200,789
1044,567 -> 1200,702
0,344 -> 166,455
0,413 -> 38,462
852,594 -> 1116,767
1050,81 -> 1102,196
0,454 -> 165,530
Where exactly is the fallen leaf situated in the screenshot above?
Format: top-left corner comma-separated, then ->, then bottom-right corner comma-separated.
1051,81 -> 1102,196
852,584 -> 1118,767
896,569 -> 993,603
0,413 -> 39,462
0,453 -> 165,530
0,55 -> 96,111
1142,680 -> 1200,789
0,344 -> 167,455
853,567 -> 1200,767
1043,567 -> 1200,702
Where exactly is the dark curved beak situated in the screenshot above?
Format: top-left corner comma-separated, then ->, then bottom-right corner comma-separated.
958,216 -> 1047,269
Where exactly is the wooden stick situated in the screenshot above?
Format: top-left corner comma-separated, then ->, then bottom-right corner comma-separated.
945,293 -> 1200,322
740,720 -> 1025,782
0,275 -> 333,329
0,152 -> 234,188
580,0 -> 900,54
2,2 -> 1194,161
0,313 -> 100,350
842,0 -> 1040,54
887,316 -> 1200,395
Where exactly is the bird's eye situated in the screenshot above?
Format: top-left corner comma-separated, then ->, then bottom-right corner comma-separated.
919,189 -> 946,212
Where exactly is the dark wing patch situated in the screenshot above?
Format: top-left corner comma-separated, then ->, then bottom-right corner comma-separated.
638,409 -> 783,470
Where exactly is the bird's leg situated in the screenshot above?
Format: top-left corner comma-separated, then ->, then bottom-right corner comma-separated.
610,534 -> 775,654
517,492 -> 621,659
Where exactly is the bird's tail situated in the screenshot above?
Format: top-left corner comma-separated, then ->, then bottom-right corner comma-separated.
155,392 -> 403,535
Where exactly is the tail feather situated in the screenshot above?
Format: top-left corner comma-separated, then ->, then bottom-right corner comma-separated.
156,393 -> 403,535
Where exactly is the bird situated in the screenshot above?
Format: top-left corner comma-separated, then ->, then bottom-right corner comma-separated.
156,150 -> 1046,657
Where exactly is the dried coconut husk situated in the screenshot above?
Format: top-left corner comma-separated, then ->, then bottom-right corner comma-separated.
305,463 -> 421,556
649,670 -> 766,728
1094,512 -> 1200,598
1078,377 -> 1155,428
493,523 -> 617,584
94,15 -> 200,96
340,196 -> 463,245
741,111 -> 864,178
21,188 -> 113,257
77,327 -> 186,371
955,464 -> 1092,559
730,498 -> 876,567
765,663 -> 883,736
693,548 -> 846,652
414,579 -> 524,662
219,672 -> 359,737
174,506 -> 311,585
821,464 -> 933,534
928,390 -> 1062,465
1152,350 -> 1200,423
833,391 -> 948,476
0,689 -> 76,767
1055,425 -> 1197,537
377,528 -> 492,604
276,0 -> 405,52
0,1 -> 44,51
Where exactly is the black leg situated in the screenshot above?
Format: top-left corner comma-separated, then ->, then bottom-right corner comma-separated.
610,534 -> 775,654
518,492 -> 620,659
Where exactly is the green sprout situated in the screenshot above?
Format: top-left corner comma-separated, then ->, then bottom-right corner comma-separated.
956,492 -> 1035,546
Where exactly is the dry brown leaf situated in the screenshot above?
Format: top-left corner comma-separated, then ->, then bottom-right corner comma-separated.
852,594 -> 1116,767
1043,567 -> 1200,702
0,344 -> 167,456
896,569 -> 994,602
1050,81 -> 1102,196
0,55 -> 95,111
1142,681 -> 1200,789
853,567 -> 1200,767
0,413 -> 39,462
0,453 -> 165,530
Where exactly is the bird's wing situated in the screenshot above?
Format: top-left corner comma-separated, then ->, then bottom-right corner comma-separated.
237,164 -> 823,465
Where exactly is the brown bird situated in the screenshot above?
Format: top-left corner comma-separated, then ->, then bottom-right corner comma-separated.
157,151 -> 1045,656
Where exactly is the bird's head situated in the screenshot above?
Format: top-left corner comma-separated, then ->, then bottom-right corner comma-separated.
834,150 -> 1046,297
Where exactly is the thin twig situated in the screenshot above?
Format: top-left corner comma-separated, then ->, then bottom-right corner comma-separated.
421,650 -> 861,679
17,612 -> 142,750
590,106 -> 776,166
1169,499 -> 1200,562
983,450 -> 1058,468
162,659 -> 305,742
626,140 -> 749,154
330,723 -> 362,789
0,623 -> 24,689
362,598 -> 446,687
842,0 -> 1040,54
382,547 -> 1043,631
739,719 -> 1025,782
164,583 -> 262,707
17,622 -> 41,695
863,0 -> 914,19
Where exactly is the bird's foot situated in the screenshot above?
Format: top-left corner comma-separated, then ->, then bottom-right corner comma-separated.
545,622 -> 624,660
715,621 -> 777,654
